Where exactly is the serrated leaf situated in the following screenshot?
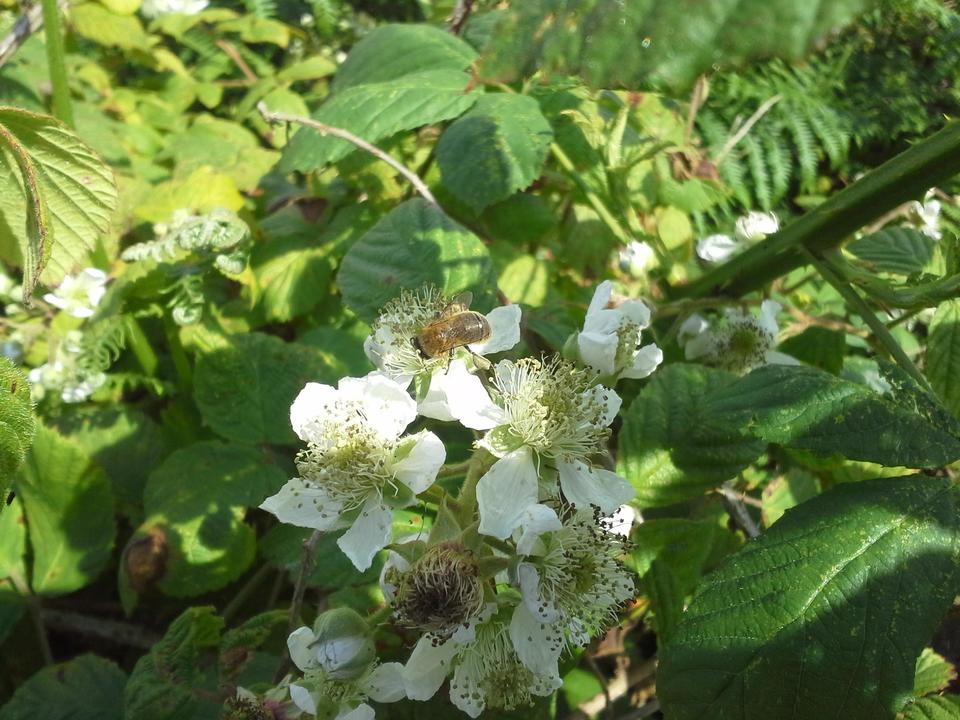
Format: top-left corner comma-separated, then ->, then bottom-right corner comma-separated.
218,609 -> 287,682
134,442 -> 285,597
251,233 -> 332,322
903,696 -> 960,720
338,198 -> 495,322
193,333 -> 335,445
134,166 -> 244,223
778,326 -> 846,375
0,106 -> 117,296
0,654 -> 127,720
278,69 -> 480,173
926,300 -> 960,419
70,2 -> 150,48
659,476 -> 960,720
15,424 -> 115,596
0,358 -> 34,497
848,227 -> 937,275
914,648 -> 957,698
705,364 -> 960,468
333,24 -> 477,92
124,607 -> 224,720
616,364 -> 765,507
479,0 -> 873,92
436,93 -> 553,212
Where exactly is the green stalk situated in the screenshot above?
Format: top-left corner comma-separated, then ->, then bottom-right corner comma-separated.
669,121 -> 960,300
40,0 -> 74,127
126,318 -> 159,377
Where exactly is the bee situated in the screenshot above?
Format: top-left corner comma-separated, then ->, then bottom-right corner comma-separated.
414,291 -> 491,360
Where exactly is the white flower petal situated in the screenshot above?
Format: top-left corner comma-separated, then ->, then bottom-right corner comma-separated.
510,601 -> 562,679
450,660 -> 484,718
289,684 -> 317,715
392,431 -> 445,495
336,703 -> 375,720
259,478 -> 344,531
287,626 -> 317,672
684,327 -> 715,361
577,330 -> 618,375
696,234 -> 738,262
470,304 -> 521,355
606,504 -> 638,537
621,343 -> 663,380
417,361 -> 505,430
757,299 -> 781,336
346,373 -> 417,441
476,447 -> 539,540
587,280 -> 613,317
337,497 -> 393,572
515,504 -> 561,556
581,307 -> 623,335
584,385 -> 621,427
518,562 -> 559,623
735,211 -> 779,242
364,662 -> 406,703
290,382 -> 338,442
558,460 -> 635,514
403,635 -> 458,700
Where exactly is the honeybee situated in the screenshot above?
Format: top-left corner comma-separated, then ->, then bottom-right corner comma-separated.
414,291 -> 491,360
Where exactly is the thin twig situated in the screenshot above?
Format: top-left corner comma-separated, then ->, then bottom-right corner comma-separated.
448,0 -> 476,35
257,103 -> 439,206
714,94 -> 782,166
274,529 -> 322,682
683,75 -> 709,147
40,609 -> 161,649
0,2 -> 42,68
718,482 -> 761,538
222,563 -> 274,624
9,572 -> 53,665
216,40 -> 258,84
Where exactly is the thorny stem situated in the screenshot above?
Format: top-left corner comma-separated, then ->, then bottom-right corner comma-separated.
39,0 -> 73,127
256,103 -> 439,206
437,460 -> 473,478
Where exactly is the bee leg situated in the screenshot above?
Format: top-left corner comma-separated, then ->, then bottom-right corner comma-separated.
445,349 -> 454,375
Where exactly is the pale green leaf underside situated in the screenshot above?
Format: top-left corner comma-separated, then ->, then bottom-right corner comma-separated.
925,299 -> 960,419
0,358 -> 34,500
479,0 -> 874,92
279,69 -> 480,172
659,476 -> 960,720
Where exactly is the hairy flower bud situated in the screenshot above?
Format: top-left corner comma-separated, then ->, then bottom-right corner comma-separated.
392,542 -> 486,639
311,607 -> 376,680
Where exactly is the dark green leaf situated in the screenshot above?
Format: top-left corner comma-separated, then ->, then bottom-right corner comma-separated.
616,364 -> 764,507
926,299 -> 960,419
643,558 -> 683,645
15,424 -> 115,596
436,93 -> 553,212
848,227 -> 937,275
777,326 -> 846,375
279,70 -> 480,172
0,358 -> 33,498
338,198 -> 494,322
124,607 -> 224,720
193,333 -> 335,445
332,24 -> 478,92
659,476 -> 960,720
0,654 -> 126,720
219,609 -> 287,682
632,518 -> 739,596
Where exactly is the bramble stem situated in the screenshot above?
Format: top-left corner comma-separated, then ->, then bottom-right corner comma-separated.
39,0 -> 73,127
288,529 -> 322,633
256,103 -> 438,206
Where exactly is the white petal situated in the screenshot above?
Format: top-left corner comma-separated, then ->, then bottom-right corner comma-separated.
696,234 -> 738,262
289,684 -> 317,715
584,385 -> 621,427
417,362 -> 505,430
392,431 -> 445,495
364,662 -> 407,702
606,504 -> 637,537
678,314 -> 709,343
515,504 -> 561,556
581,307 -> 623,335
347,373 -> 417,441
259,478 -> 344,531
287,626 -> 317,671
618,299 -> 652,328
558,460 -> 635,513
336,703 -> 375,720
510,601 -> 562,680
337,497 -> 393,572
684,328 -> 715,361
586,280 -> 613,317
403,635 -> 458,700
757,299 -> 781,336
620,343 -> 663,380
735,211 -> 779,242
363,335 -> 385,371
518,562 -> 559,623
476,447 -> 539,540
470,304 -> 522,355
70,305 -> 95,319
290,382 -> 338,442
80,268 -> 108,285
450,660 -> 485,718
577,331 -> 618,375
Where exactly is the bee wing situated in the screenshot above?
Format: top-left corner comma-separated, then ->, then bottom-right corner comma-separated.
440,290 -> 473,317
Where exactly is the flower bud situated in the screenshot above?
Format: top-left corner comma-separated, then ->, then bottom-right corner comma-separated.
311,607 -> 376,680
734,211 -> 779,242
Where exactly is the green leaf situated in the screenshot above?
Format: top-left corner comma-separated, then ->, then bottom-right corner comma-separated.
478,0 -> 873,92
277,56 -> 338,83
0,358 -> 34,497
251,233 -> 332,322
259,525 -> 382,589
658,476 -> 960,720
847,226 -> 937,275
616,364 -> 765,507
193,333 -> 335,445
914,648 -> 957,698
760,470 -> 821,527
777,326 -> 846,375
0,107 -> 117,297
705,364 -> 960,468
70,3 -> 150,48
926,299 -> 960,419
134,166 -> 244,223
136,442 -> 285,597
0,654 -> 127,720
332,24 -> 478,92
0,496 -> 26,580
436,93 -> 553,212
903,696 -> 960,720
218,609 -> 287,682
338,198 -> 495,322
124,607 -> 224,720
15,424 -> 115,596
643,558 -> 683,645
497,253 -> 550,306
278,69 -> 480,173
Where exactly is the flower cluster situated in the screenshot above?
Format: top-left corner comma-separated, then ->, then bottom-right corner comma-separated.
261,283 -> 655,718
696,210 -> 780,263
